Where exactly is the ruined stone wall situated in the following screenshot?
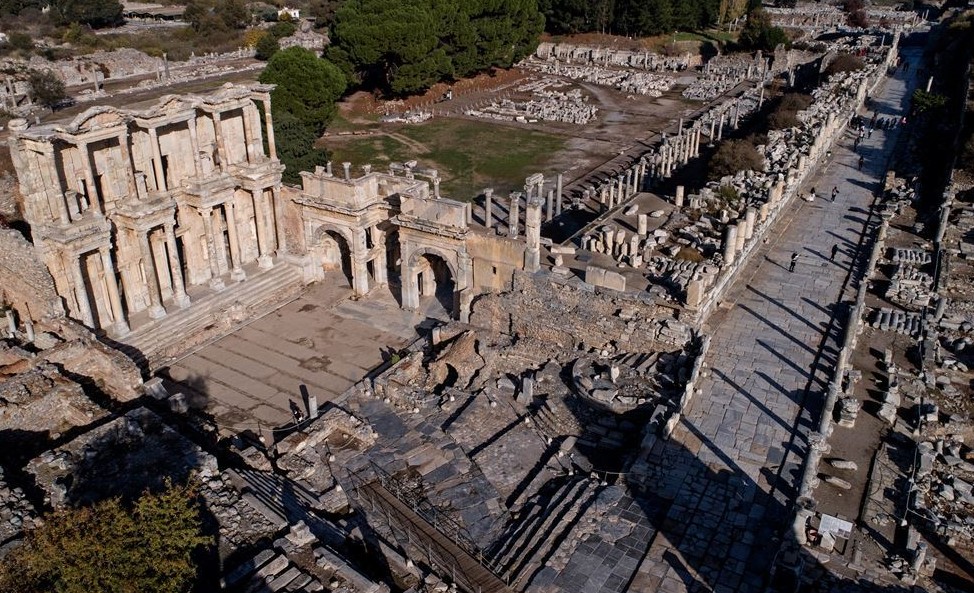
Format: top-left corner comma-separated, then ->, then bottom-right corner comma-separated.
466,232 -> 525,293
0,228 -> 64,321
468,272 -> 691,352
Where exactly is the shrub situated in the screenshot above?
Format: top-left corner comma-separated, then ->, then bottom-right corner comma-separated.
825,53 -> 865,77
708,139 -> 764,180
0,480 -> 211,593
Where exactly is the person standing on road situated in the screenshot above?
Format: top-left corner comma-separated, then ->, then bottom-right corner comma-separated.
831,186 -> 838,202
830,244 -> 839,262
789,252 -> 799,273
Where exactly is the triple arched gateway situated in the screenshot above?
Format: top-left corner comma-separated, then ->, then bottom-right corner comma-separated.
296,165 -> 476,318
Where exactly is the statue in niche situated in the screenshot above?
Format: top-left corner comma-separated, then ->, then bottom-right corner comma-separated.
200,151 -> 214,176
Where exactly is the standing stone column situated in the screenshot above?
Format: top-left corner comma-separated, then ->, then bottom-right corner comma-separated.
212,111 -> 229,171
351,230 -> 370,296
115,132 -> 138,199
187,117 -> 204,177
556,173 -> 563,216
224,201 -> 246,281
75,141 -> 102,216
723,225 -> 738,265
675,185 -> 685,207
261,98 -> 277,160
524,198 -> 542,272
637,214 -> 648,237
271,185 -> 286,256
71,254 -> 95,327
744,208 -> 757,240
508,192 -> 521,238
164,223 -> 190,308
99,247 -> 129,334
148,127 -> 167,192
736,220 -> 747,253
251,189 -> 274,269
200,206 -> 225,290
484,188 -> 493,229
139,231 -> 167,319
546,190 -> 554,222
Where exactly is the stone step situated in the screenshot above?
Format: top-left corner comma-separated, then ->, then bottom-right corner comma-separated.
492,477 -> 590,575
512,482 -> 603,588
113,262 -> 304,370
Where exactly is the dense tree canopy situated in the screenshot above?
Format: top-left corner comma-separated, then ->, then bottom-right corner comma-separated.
737,8 -> 789,52
327,0 -> 544,96
183,0 -> 250,32
49,0 -> 123,28
0,481 -> 211,593
259,47 -> 347,182
539,0 -> 752,37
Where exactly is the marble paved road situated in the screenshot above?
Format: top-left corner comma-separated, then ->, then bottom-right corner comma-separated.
163,278 -> 445,434
630,50 -> 922,593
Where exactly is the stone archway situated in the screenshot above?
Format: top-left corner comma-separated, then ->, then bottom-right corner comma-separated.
401,245 -> 464,319
311,225 -> 354,288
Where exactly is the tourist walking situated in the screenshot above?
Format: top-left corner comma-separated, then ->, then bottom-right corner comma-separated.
830,244 -> 839,262
789,252 -> 799,273
831,186 -> 838,202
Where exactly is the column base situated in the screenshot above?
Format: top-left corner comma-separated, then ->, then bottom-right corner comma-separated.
112,319 -> 131,336
258,255 -> 274,270
174,293 -> 191,309
209,277 -> 226,291
148,305 -> 167,320
230,268 -> 247,282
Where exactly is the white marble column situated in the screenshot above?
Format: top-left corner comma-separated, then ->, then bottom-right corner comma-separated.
200,206 -> 225,290
164,223 -> 190,308
75,141 -> 102,216
187,116 -> 203,177
148,127 -> 167,192
261,99 -> 277,160
98,247 -> 129,334
139,232 -> 166,319
271,185 -> 286,255
251,189 -> 274,269
212,111 -> 229,171
224,201 -> 246,281
71,254 -> 95,327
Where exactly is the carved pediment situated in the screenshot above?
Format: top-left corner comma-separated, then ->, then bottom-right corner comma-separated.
61,106 -> 129,134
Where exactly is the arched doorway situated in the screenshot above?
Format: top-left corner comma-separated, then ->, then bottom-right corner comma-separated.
410,252 -> 456,318
312,227 -> 353,288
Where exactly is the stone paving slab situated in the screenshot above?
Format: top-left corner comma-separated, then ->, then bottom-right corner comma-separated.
164,279 -> 437,433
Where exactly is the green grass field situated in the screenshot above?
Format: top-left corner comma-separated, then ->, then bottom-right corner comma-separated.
320,118 -> 567,201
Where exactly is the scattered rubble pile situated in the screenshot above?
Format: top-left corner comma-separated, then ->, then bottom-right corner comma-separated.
0,465 -> 39,547
533,42 -> 698,72
521,60 -> 675,96
887,247 -> 934,309
465,78 -> 597,124
766,3 -> 919,33
913,428 -> 974,553
570,349 -> 688,414
683,53 -> 767,101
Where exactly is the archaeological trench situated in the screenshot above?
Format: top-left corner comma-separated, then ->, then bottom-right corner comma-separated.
1,8 -> 972,593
